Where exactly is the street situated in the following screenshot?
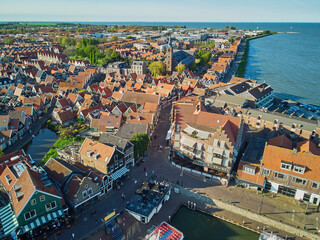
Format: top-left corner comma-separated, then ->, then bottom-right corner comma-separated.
222,40 -> 246,83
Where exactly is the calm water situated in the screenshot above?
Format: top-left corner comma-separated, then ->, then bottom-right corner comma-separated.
171,206 -> 259,240
244,24 -> 320,105
23,125 -> 58,164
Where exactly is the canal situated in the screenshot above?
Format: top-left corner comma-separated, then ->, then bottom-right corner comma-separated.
23,125 -> 58,164
171,206 -> 259,240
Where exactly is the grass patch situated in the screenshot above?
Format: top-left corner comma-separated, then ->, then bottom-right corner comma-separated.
39,136 -> 84,166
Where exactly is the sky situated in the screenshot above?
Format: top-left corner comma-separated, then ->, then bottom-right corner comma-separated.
1,0 -> 320,22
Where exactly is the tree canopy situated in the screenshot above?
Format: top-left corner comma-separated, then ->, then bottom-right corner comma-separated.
176,64 -> 186,74
148,61 -> 166,77
110,35 -> 119,42
130,133 -> 149,159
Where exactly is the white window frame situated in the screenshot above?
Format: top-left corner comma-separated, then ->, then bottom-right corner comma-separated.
262,169 -> 270,176
280,163 -> 292,171
311,182 -> 319,189
40,195 -> 45,202
274,172 -> 287,180
293,166 -> 305,174
243,166 -> 255,175
291,176 -> 307,186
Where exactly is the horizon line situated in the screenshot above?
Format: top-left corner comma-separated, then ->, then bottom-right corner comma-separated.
1,21 -> 320,23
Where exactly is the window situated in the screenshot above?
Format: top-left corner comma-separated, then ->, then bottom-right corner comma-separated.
31,199 -> 36,205
85,184 -> 88,189
311,182 -> 319,189
303,193 -> 311,202
293,166 -> 305,174
291,177 -> 307,185
82,190 -> 87,198
262,169 -> 270,176
24,210 -> 36,220
40,195 -> 45,202
274,172 -> 287,180
243,165 -> 255,175
88,188 -> 93,196
280,162 -> 292,171
45,201 -> 57,211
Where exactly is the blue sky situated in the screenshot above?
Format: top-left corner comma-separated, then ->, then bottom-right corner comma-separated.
1,0 -> 320,22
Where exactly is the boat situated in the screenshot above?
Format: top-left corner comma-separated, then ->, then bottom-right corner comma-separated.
259,231 -> 285,240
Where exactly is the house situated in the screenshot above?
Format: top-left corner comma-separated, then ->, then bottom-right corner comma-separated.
0,163 -> 66,235
43,158 -> 101,212
116,122 -> 148,140
235,137 -> 266,190
90,115 -> 122,134
259,135 -> 320,205
170,96 -> 244,182
78,138 -> 129,181
126,113 -> 155,135
52,110 -> 77,126
125,180 -> 171,224
99,133 -> 135,168
120,91 -> 160,106
130,61 -> 147,75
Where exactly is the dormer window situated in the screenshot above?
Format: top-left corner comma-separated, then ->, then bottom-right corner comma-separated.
293,164 -> 305,174
280,161 -> 292,171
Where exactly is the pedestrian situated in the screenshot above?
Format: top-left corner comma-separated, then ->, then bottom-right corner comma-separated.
72,233 -> 75,239
95,220 -> 98,225
152,170 -> 154,175
145,172 -> 148,177
144,167 -> 146,173
122,192 -> 125,201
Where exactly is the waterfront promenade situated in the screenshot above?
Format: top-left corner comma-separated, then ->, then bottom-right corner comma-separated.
50,104 -> 320,240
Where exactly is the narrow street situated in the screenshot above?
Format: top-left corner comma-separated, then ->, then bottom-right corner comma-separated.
222,39 -> 246,83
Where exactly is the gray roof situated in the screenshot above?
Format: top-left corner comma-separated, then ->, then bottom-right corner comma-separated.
212,94 -> 247,107
245,109 -> 319,132
116,122 -> 148,140
0,77 -> 12,86
99,133 -> 133,152
241,137 -> 266,164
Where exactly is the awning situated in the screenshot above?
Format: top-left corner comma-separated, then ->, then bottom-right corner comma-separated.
20,209 -> 64,235
111,167 -> 129,181
0,204 -> 19,237
181,137 -> 196,148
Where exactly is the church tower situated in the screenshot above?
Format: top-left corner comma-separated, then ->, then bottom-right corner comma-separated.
164,37 -> 173,74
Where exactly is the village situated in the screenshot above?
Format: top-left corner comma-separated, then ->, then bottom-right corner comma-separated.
0,23 -> 319,240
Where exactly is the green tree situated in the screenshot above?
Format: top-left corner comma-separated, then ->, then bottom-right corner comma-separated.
0,147 -> 4,157
148,61 -> 166,78
110,35 -> 119,42
176,64 -> 186,74
130,133 -> 149,159
63,46 -> 76,57
228,37 -> 235,44
111,51 -> 119,59
4,38 -> 14,44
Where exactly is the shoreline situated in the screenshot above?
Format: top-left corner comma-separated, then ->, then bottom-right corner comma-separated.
236,32 -> 276,78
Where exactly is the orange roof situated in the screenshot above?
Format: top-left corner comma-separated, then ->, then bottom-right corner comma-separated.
127,112 -> 154,125
262,142 -> 320,182
79,138 -> 115,164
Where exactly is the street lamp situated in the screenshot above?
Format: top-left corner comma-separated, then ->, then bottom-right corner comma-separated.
180,168 -> 184,186
258,193 -> 265,215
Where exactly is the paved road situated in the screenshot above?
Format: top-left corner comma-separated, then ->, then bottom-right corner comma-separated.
222,40 -> 246,83
51,104 -> 319,240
